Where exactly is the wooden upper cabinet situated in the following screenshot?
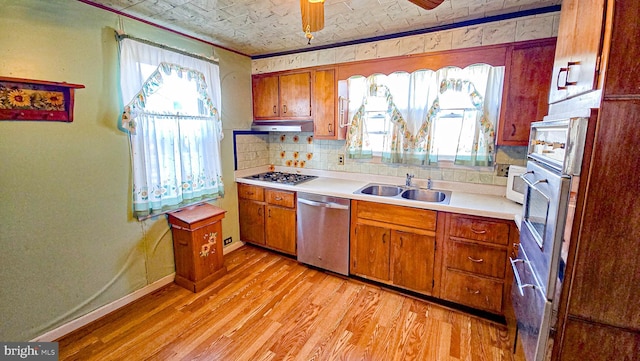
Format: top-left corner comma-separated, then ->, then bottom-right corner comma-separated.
601,0 -> 640,97
498,38 -> 556,146
313,68 -> 347,140
279,72 -> 311,118
252,71 -> 311,119
252,75 -> 280,118
549,0 -> 608,103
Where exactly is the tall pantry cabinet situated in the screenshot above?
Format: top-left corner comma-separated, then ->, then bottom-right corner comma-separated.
545,0 -> 640,359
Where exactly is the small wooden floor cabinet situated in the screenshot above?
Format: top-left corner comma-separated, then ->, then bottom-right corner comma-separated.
167,203 -> 226,292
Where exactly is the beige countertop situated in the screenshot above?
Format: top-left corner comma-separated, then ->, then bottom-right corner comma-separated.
235,168 -> 523,222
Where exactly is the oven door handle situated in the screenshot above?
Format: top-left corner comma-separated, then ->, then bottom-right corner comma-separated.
510,257 -> 537,296
520,172 -> 551,200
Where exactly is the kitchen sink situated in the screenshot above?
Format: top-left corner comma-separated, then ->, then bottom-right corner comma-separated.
356,184 -> 404,197
354,183 -> 451,204
401,189 -> 447,203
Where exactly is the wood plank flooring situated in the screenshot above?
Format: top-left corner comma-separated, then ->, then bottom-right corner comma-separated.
57,245 -> 524,361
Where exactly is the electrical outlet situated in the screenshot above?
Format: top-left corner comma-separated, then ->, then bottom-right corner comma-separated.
338,154 -> 344,165
223,237 -> 232,246
496,163 -> 510,177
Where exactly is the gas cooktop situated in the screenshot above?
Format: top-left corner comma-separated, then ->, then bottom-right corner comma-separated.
244,172 -> 317,185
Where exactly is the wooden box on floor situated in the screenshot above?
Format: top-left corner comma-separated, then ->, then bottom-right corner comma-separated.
167,203 -> 226,292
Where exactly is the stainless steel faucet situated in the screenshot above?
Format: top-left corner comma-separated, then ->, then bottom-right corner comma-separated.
427,177 -> 433,190
405,173 -> 414,187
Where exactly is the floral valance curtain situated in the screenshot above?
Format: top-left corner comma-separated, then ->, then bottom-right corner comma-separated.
345,64 -> 504,167
118,38 -> 223,218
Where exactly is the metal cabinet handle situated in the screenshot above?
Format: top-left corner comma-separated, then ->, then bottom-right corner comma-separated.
465,287 -> 481,295
283,104 -> 288,114
467,256 -> 484,263
268,209 -> 271,218
273,105 -> 277,114
382,233 -> 387,244
471,228 -> 486,234
509,257 -> 537,296
328,123 -> 333,133
511,124 -> 516,136
247,191 -> 254,196
257,207 -> 262,216
274,196 -> 283,201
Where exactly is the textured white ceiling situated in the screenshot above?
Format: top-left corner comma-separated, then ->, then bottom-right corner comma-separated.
84,0 -> 561,57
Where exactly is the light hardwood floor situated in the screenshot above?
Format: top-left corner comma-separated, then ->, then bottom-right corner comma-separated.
58,245 -> 524,361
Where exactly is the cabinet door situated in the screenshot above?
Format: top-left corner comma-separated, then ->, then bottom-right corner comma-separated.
265,205 -> 296,255
549,0 -> 607,103
498,39 -> 556,145
313,69 -> 337,139
238,199 -> 265,245
252,75 -> 279,118
391,230 -> 436,294
350,223 -> 390,281
279,72 -> 311,118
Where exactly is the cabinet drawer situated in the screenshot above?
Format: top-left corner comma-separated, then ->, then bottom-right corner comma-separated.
445,241 -> 507,279
442,270 -> 504,313
266,189 -> 295,208
238,184 -> 264,201
449,214 -> 510,245
356,201 -> 436,231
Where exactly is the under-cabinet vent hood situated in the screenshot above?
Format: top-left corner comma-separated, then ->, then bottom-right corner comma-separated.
251,120 -> 314,132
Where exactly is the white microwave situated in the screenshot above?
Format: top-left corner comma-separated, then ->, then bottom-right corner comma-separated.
506,165 -> 527,204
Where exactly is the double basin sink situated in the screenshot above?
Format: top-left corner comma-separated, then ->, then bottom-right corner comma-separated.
354,183 -> 451,205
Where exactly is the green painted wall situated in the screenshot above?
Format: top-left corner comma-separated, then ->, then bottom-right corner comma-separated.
0,0 -> 252,341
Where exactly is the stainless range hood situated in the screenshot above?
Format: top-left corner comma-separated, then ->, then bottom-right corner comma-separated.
251,120 -> 314,132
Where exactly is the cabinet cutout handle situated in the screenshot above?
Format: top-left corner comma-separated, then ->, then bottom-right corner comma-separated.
467,256 -> 484,263
471,228 -> 487,234
466,287 -> 481,295
566,61 -> 580,86
556,67 -> 569,90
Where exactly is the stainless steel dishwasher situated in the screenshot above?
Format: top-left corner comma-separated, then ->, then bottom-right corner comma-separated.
296,192 -> 350,276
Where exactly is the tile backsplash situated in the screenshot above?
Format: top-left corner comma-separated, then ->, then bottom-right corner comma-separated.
235,131 -> 527,186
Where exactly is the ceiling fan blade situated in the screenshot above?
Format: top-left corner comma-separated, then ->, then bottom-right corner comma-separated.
408,0 -> 445,10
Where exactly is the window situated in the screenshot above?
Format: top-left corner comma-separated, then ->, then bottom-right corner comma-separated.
119,38 -> 223,219
346,64 -> 504,167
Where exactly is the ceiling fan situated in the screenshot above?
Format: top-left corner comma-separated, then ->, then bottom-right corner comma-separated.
301,0 -> 445,43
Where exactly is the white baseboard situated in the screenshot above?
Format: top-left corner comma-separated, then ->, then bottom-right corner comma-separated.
32,243 -> 245,342
31,273 -> 176,342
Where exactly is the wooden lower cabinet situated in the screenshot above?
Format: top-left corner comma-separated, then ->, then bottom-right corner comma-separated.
237,184 -> 297,256
265,204 -> 296,255
350,201 -> 437,296
557,318 -> 640,360
351,223 -> 390,281
441,213 -> 516,314
392,230 -> 436,293
238,198 -> 265,245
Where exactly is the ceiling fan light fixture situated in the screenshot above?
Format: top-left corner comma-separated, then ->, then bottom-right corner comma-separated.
300,0 -> 324,44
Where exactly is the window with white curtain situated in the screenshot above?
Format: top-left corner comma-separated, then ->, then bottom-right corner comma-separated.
118,38 -> 223,219
346,64 -> 504,167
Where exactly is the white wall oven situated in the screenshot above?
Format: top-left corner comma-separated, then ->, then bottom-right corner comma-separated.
511,114 -> 593,361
